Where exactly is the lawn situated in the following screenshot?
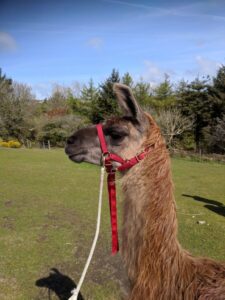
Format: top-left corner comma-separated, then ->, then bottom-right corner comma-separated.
0,148 -> 224,300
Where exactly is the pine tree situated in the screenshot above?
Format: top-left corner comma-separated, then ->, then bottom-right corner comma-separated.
204,66 -> 225,153
213,65 -> 225,93
81,78 -> 98,102
154,74 -> 172,100
0,69 -> 13,138
122,72 -> 133,87
0,68 -> 13,102
178,77 -> 212,151
90,69 -> 120,123
133,79 -> 150,107
151,74 -> 176,109
210,65 -> 225,121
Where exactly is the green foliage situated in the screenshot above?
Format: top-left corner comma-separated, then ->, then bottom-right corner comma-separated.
90,69 -> 121,123
67,94 -> 90,117
179,132 -> 196,151
133,80 -> 151,106
208,66 -> 225,125
68,79 -> 98,119
1,65 -> 225,153
177,77 -> 212,150
205,116 -> 225,153
213,65 -> 225,92
36,115 -> 85,147
154,74 -> 173,99
150,74 -> 177,109
0,73 -> 35,142
0,69 -> 13,138
122,72 -> 134,87
0,68 -> 12,98
81,78 -> 98,102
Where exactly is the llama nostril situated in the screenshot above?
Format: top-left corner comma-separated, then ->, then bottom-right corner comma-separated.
67,136 -> 74,145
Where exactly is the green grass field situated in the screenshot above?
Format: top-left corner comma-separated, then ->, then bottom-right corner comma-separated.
0,148 -> 225,300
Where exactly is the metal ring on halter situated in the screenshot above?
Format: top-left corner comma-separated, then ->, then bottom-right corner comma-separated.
101,152 -> 110,166
135,154 -> 141,162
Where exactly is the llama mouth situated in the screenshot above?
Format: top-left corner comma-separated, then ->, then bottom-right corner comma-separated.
65,149 -> 88,163
69,154 -> 84,163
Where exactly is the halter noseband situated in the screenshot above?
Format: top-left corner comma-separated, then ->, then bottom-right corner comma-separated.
96,123 -> 150,254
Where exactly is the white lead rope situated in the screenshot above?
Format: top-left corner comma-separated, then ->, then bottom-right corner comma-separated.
68,167 -> 105,300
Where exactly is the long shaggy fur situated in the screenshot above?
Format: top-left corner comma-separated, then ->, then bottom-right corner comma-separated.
121,114 -> 225,300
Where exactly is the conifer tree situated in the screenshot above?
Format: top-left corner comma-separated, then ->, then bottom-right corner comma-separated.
90,69 -> 120,123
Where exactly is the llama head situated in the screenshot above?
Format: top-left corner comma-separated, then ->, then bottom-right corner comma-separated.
65,83 -> 151,166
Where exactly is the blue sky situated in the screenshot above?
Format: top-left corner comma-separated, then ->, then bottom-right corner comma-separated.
1,0 -> 225,98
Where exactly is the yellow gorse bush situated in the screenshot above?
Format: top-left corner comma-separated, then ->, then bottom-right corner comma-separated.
0,140 -> 22,148
0,141 -> 9,147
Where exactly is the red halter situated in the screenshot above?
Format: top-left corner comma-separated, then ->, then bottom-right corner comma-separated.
96,124 -> 150,254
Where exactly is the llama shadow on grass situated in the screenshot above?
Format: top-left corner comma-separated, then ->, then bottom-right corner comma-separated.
35,268 -> 84,300
182,194 -> 225,217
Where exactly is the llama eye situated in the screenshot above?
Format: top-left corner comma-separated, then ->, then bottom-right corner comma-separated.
105,126 -> 129,144
111,133 -> 124,140
110,133 -> 126,145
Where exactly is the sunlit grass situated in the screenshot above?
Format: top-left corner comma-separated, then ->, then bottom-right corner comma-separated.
0,148 -> 224,299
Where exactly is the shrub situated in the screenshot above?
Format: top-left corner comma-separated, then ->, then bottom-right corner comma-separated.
8,140 -> 22,148
0,141 -> 9,147
0,140 -> 22,148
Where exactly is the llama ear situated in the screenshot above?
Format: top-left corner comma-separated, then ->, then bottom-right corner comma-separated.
113,83 -> 144,122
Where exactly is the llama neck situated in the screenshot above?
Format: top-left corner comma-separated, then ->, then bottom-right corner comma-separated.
121,144 -> 181,287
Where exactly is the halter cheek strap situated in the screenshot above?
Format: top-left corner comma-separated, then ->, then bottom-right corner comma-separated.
96,124 -> 150,254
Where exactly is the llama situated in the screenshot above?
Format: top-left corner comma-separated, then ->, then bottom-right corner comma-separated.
65,83 -> 225,300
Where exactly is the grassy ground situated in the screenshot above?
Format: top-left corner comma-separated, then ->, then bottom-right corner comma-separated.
0,148 -> 224,300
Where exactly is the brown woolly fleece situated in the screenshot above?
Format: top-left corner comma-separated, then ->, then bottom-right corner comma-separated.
121,114 -> 225,300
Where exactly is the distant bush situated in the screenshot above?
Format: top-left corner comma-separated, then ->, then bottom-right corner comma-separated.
8,140 -> 22,148
36,114 -> 88,147
0,140 -> 22,148
0,141 -> 9,147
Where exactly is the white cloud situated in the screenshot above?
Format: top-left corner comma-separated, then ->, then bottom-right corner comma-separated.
31,82 -> 52,99
195,55 -> 221,76
0,32 -> 17,52
87,37 -> 103,49
141,60 -> 175,85
184,56 -> 222,78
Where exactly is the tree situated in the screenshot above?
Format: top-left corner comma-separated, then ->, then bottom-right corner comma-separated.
133,79 -> 151,107
154,108 -> 194,149
201,66 -> 225,153
208,116 -> 225,153
36,114 -> 85,147
177,77 -> 212,151
209,66 -> 225,122
213,65 -> 225,93
81,78 -> 98,102
0,74 -> 35,142
0,68 -> 12,100
0,69 -> 13,138
67,79 -> 97,118
151,74 -> 177,109
47,84 -> 69,111
122,72 -> 134,87
154,74 -> 172,99
90,69 -> 120,123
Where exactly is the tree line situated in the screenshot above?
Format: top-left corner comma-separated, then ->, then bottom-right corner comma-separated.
0,67 -> 225,153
